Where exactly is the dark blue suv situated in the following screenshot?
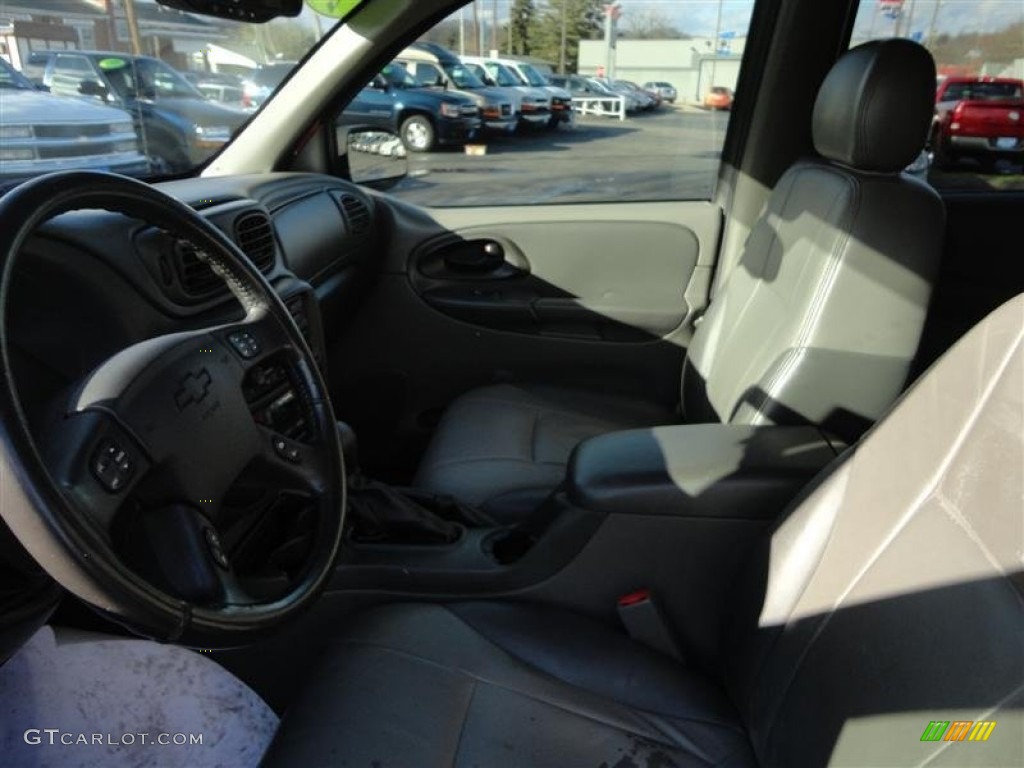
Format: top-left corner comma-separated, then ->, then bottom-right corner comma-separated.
341,63 -> 481,152
27,51 -> 248,174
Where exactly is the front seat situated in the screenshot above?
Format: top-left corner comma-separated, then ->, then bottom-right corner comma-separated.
265,292 -> 1023,767
414,39 -> 944,520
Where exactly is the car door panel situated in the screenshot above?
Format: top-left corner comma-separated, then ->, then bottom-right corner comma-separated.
329,199 -> 720,477
411,220 -> 702,339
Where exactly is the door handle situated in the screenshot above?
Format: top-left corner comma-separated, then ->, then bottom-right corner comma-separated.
444,240 -> 505,273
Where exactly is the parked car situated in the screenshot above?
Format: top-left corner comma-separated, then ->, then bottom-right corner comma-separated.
183,70 -> 247,108
396,43 -> 517,134
494,57 -> 574,129
241,62 -> 296,109
591,77 -> 645,111
25,51 -> 249,173
340,62 -> 481,152
644,80 -> 677,103
616,80 -> 662,110
704,86 -> 734,110
0,56 -> 148,182
461,56 -> 552,131
930,77 -> 1023,168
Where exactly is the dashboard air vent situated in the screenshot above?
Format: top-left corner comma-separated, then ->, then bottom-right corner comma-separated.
174,240 -> 222,297
234,211 -> 277,272
338,194 -> 371,236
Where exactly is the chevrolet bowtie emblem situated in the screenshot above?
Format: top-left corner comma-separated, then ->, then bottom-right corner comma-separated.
175,368 -> 212,410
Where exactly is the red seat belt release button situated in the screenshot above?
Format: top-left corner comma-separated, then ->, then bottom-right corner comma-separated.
616,589 -> 685,662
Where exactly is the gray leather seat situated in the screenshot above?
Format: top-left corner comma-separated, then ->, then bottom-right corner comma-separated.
415,40 -> 944,519
265,291 -> 1024,767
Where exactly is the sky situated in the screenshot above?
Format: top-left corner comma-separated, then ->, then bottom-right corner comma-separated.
126,0 -> 1023,42
456,0 -> 1023,38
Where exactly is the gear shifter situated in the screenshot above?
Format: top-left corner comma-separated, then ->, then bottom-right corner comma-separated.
337,422 -> 466,545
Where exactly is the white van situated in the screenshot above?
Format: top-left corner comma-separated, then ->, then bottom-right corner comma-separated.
492,57 -> 575,129
461,56 -> 552,130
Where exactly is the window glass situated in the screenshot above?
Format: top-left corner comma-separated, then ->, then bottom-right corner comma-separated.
850,0 -> 1024,191
483,61 -> 520,87
0,3 -> 362,186
343,1 -> 755,207
50,54 -> 98,99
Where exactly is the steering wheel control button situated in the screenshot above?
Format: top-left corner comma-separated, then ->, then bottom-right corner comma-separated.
228,330 -> 261,360
204,528 -> 230,570
91,438 -> 135,493
272,435 -> 302,464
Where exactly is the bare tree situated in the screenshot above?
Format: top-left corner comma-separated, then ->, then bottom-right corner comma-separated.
622,9 -> 688,40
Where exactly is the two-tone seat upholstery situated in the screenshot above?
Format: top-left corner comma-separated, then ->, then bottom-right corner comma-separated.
265,292 -> 1024,767
415,40 -> 944,520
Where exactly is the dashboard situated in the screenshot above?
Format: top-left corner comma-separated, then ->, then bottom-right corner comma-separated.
7,173 -> 379,440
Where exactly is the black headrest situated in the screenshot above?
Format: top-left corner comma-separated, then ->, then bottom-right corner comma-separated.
813,39 -> 936,173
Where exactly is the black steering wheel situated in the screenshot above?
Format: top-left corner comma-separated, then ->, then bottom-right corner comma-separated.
0,172 -> 345,647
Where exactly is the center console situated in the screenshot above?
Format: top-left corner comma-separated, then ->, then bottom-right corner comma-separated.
329,422 -> 845,623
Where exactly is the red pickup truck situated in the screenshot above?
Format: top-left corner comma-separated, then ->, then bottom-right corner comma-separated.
930,77 -> 1023,168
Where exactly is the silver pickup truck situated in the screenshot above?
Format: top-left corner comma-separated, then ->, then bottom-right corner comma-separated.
1,58 -> 149,183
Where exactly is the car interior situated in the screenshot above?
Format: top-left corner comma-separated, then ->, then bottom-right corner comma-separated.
0,0 -> 1021,766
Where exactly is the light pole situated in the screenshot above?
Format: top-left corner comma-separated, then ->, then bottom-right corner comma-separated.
926,0 -> 942,46
459,6 -> 465,55
123,0 -> 143,56
491,0 -> 498,54
602,4 -> 622,80
710,0 -> 724,91
559,0 -> 568,75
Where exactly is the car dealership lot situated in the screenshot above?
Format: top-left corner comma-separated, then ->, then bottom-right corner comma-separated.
389,104 -> 732,207
384,102 -> 1024,207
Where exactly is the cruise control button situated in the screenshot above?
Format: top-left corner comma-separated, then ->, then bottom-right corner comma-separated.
91,438 -> 134,493
227,330 -> 261,360
271,435 -> 302,464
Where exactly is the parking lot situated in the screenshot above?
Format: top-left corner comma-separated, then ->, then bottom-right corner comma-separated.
387,104 -> 732,207
382,102 -> 1024,207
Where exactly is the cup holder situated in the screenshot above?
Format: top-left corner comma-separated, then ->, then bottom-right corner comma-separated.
483,528 -> 536,564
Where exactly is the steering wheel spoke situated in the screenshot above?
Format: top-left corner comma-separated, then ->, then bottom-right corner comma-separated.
254,425 -> 332,496
212,310 -> 297,379
117,503 -> 261,608
43,409 -> 152,532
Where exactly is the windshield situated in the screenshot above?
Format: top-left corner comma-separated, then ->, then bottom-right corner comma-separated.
99,57 -> 205,101
380,62 -> 418,89
484,63 -> 520,88
0,4 -> 341,184
444,63 -> 486,90
941,81 -> 1023,101
0,58 -> 32,89
517,64 -> 549,88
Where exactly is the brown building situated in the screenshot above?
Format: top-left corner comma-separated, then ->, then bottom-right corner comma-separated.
0,0 -> 223,71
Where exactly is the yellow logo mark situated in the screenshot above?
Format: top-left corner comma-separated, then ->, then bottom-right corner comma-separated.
968,721 -> 997,742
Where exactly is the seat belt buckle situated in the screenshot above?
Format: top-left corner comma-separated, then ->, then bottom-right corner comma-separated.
617,589 -> 685,662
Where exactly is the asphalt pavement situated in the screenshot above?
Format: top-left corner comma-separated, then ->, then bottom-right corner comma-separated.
387,104 -> 732,207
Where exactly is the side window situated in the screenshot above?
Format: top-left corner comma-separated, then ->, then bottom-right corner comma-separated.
850,0 -> 1023,192
51,54 -> 102,101
338,1 -> 755,206
413,62 -> 445,87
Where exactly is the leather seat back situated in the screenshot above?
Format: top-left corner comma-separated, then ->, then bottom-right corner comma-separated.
726,293 -> 1023,766
683,40 -> 943,442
